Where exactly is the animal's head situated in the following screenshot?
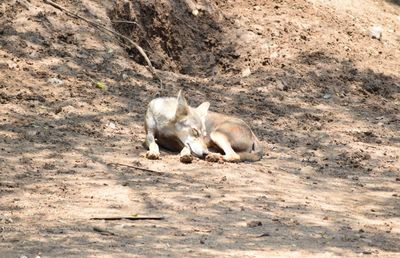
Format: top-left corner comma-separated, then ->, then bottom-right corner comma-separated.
174,90 -> 210,157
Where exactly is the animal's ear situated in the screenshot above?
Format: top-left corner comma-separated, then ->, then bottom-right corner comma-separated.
175,90 -> 189,117
196,102 -> 210,118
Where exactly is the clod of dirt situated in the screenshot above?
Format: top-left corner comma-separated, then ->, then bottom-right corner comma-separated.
247,220 -> 262,228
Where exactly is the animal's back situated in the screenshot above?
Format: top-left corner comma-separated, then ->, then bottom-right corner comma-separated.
148,97 -> 178,124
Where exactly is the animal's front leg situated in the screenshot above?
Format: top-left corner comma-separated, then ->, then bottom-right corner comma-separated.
145,132 -> 160,160
179,146 -> 193,163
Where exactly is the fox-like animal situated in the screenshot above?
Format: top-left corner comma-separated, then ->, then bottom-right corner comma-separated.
144,91 -> 263,162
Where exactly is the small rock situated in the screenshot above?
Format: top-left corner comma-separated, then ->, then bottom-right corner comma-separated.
108,122 -> 116,129
25,130 -> 37,137
323,93 -> 332,99
54,106 -> 63,114
241,67 -> 251,77
369,26 -> 383,40
47,77 -> 63,85
247,220 -> 262,228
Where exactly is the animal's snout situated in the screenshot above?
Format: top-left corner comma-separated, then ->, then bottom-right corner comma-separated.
200,149 -> 209,157
188,140 -> 208,158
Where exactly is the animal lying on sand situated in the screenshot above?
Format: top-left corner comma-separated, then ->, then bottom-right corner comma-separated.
144,91 -> 263,163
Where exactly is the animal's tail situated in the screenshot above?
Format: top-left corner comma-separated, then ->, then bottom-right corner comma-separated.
238,140 -> 264,162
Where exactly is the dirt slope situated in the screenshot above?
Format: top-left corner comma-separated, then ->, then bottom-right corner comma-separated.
0,0 -> 399,257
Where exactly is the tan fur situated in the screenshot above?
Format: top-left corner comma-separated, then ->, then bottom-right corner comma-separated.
205,112 -> 263,162
144,91 -> 263,162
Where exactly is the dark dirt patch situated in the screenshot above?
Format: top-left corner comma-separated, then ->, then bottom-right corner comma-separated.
110,0 -> 228,76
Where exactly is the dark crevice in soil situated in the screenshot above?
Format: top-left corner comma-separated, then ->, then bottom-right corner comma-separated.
108,0 -> 232,76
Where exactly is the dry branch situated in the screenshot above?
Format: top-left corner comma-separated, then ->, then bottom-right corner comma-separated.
91,216 -> 165,221
43,0 -> 163,88
107,162 -> 166,175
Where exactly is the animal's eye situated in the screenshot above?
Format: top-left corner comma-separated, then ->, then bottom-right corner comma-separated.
192,128 -> 200,137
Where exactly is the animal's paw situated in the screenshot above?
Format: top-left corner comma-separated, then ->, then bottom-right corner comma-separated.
146,150 -> 160,160
223,153 -> 241,162
205,153 -> 223,163
179,147 -> 193,163
180,154 -> 193,163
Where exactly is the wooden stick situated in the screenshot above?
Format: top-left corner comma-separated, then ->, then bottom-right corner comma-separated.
107,162 -> 165,175
112,20 -> 140,25
93,226 -> 116,235
42,0 -> 163,88
91,217 -> 165,221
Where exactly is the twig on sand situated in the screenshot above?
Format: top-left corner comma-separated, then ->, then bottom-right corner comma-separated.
111,20 -> 140,25
42,0 -> 163,88
107,162 -> 165,175
91,217 -> 165,221
93,226 -> 116,235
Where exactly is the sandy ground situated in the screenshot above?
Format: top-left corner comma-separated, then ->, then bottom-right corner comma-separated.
0,0 -> 399,257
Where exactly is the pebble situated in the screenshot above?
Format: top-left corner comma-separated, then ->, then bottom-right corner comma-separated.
323,93 -> 332,99
108,122 -> 116,129
241,67 -> 251,77
369,26 -> 382,40
47,77 -> 64,85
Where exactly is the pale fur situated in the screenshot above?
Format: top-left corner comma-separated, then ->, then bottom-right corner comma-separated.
144,91 -> 263,162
